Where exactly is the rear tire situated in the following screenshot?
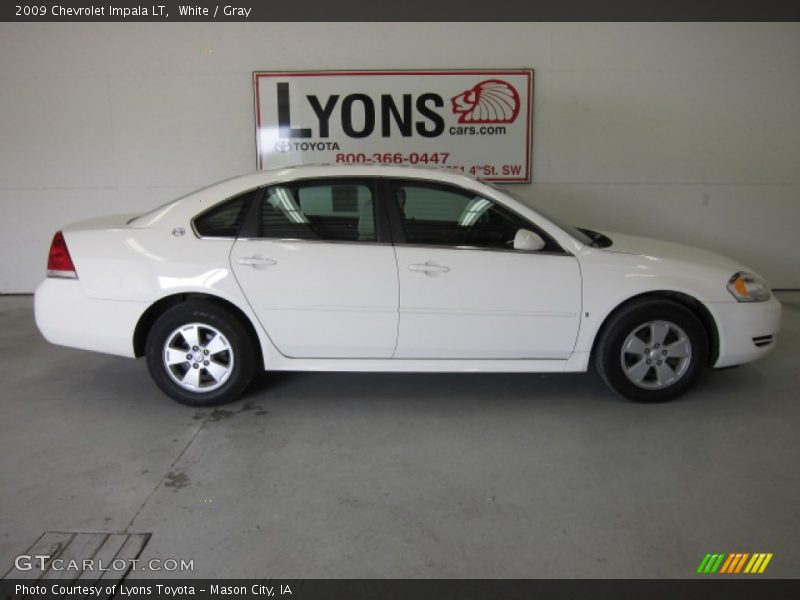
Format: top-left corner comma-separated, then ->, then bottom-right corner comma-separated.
594,299 -> 708,402
145,302 -> 256,406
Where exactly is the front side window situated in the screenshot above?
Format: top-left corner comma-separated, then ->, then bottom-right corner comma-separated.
390,182 -> 533,249
260,181 -> 376,242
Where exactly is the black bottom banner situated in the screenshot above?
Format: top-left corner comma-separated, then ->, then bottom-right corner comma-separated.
2,579 -> 800,600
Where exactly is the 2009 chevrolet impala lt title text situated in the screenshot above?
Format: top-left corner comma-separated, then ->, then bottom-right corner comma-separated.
34,5 -> 253,18
34,166 -> 781,406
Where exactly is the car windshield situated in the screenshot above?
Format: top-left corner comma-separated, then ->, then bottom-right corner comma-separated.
485,183 -> 595,247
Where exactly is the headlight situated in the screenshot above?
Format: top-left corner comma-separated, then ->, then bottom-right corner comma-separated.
727,271 -> 770,302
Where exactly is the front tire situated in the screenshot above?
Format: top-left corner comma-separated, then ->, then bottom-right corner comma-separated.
594,299 -> 708,402
145,302 -> 256,406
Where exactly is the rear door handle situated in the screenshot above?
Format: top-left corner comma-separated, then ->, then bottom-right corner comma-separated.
408,261 -> 450,276
236,255 -> 277,268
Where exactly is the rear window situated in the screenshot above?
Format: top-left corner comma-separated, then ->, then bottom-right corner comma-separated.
193,190 -> 254,238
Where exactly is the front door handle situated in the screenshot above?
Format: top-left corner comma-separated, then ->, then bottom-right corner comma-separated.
236,255 -> 277,269
408,261 -> 450,276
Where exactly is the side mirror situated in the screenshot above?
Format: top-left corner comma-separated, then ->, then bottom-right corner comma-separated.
513,228 -> 546,251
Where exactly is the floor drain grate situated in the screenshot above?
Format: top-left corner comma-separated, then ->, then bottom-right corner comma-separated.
3,531 -> 151,583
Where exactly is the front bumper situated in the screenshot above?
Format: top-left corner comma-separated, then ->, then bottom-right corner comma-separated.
707,295 -> 782,368
34,278 -> 148,358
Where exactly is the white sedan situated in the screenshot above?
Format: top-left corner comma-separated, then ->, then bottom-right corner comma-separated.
35,166 -> 781,405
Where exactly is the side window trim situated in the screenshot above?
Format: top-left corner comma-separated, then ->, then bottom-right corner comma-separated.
381,178 -> 568,255
238,177 -> 391,244
380,177 -> 406,245
238,186 -> 267,238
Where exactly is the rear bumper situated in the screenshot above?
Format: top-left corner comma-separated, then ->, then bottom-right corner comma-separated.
707,295 -> 782,368
34,278 -> 147,358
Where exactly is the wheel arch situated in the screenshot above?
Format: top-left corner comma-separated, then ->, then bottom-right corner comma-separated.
590,290 -> 720,367
133,293 -> 264,367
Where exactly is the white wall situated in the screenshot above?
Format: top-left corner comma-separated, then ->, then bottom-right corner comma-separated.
1,22 -> 799,292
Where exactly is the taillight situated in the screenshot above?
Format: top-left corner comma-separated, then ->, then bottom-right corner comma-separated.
46,231 -> 78,279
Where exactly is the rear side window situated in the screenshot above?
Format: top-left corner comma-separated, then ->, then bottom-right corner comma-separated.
259,181 -> 376,242
193,190 -> 254,238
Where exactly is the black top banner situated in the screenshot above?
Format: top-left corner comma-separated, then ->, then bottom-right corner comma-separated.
3,0 -> 800,22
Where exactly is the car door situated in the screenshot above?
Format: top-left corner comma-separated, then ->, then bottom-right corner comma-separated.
231,178 -> 399,358
387,179 -> 582,359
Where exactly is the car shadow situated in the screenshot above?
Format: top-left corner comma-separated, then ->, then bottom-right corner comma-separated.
244,369 -> 624,407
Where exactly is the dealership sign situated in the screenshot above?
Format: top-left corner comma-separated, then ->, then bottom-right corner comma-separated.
253,70 -> 533,182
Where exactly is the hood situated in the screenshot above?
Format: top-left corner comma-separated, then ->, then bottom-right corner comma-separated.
597,231 -> 745,272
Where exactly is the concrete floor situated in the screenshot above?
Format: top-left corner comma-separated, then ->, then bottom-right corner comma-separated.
1,293 -> 798,578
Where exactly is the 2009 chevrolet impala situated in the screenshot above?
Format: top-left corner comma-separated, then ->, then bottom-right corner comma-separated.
34,166 -> 781,405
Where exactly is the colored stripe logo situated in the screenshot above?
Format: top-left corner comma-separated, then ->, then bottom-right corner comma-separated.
697,553 -> 773,574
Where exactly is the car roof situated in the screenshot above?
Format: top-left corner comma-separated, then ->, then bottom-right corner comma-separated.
236,163 -> 482,187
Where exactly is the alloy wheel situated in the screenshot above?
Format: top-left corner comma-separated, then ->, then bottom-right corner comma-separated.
619,320 -> 692,389
162,322 -> 234,392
